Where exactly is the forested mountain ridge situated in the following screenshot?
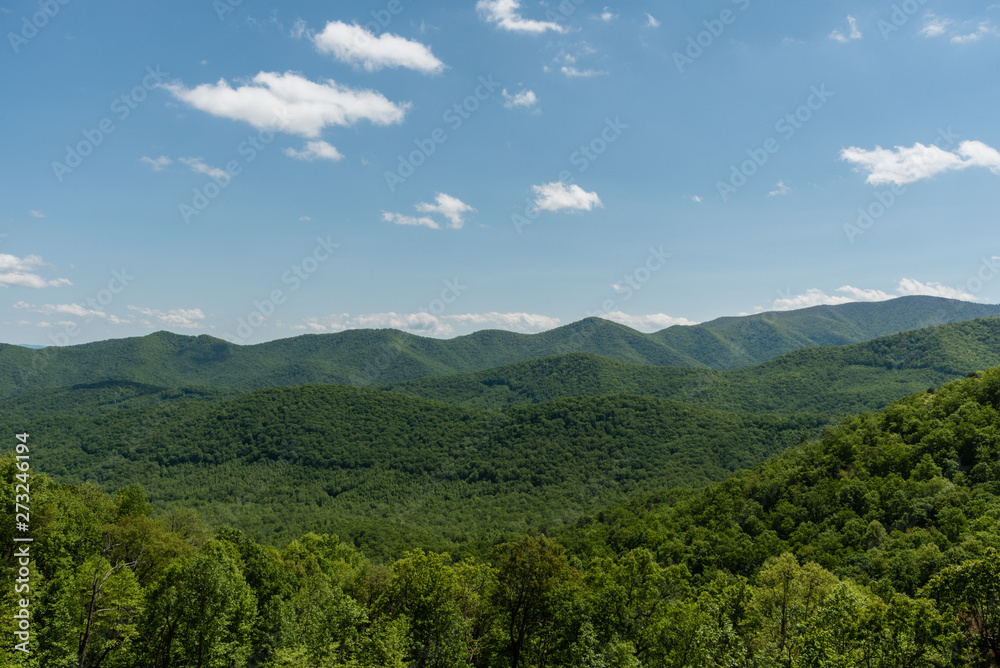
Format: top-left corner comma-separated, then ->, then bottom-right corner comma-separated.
4,364 -> 1000,666
383,316 -> 1000,415
2,296 -> 997,398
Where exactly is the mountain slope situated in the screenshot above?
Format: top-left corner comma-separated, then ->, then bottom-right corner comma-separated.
3,385 -> 824,556
670,294 -> 999,367
383,316 -> 1000,415
2,297 -> 997,398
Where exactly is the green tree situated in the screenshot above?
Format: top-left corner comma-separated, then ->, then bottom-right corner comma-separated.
924,548 -> 1000,666
138,540 -> 257,667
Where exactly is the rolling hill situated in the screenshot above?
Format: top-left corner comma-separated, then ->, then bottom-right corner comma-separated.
2,296 -> 998,398
2,384 -> 825,557
383,316 -> 1000,415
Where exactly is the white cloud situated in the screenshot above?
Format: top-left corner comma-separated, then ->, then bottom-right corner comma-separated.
179,157 -> 230,180
645,13 -> 660,28
770,289 -> 855,311
448,312 -> 561,333
768,180 -> 791,197
284,140 -> 344,162
951,22 -> 1000,44
165,71 -> 409,139
532,182 -> 603,213
299,216 -> 312,221
561,66 -> 607,77
502,88 -> 538,109
382,211 -> 441,230
836,286 -> 895,301
691,195 -> 703,203
841,140 -> 1000,185
896,278 -> 975,300
477,0 -> 567,34
128,306 -> 206,329
601,312 -> 698,331
414,193 -> 476,228
920,13 -> 953,37
291,311 -> 561,337
766,279 -> 975,312
312,21 -> 445,74
0,254 -> 72,289
15,301 -> 133,325
140,156 -> 172,172
830,15 -> 862,42
290,19 -> 308,39
600,7 -> 618,22
28,210 -> 45,219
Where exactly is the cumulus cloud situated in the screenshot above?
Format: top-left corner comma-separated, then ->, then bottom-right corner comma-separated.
0,254 -> 72,289
140,156 -> 172,171
830,15 -> 862,42
561,66 -> 607,77
768,180 -> 791,197
600,312 -> 698,331
414,193 -> 476,228
290,311 -> 560,337
840,140 -> 1000,185
951,22 -> 1000,44
128,306 -> 206,329
382,211 -> 441,230
895,278 -> 976,300
532,182 -> 603,213
765,279 -> 975,312
14,301 -> 131,324
477,0 -> 567,34
312,21 -> 445,74
502,88 -> 538,109
284,140 -> 344,162
179,157 -> 229,180
164,71 -> 409,139
920,13 -> 953,37
448,312 -> 561,332
600,7 -> 618,22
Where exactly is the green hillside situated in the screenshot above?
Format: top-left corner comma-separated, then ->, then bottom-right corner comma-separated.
3,296 -> 997,399
2,385 -> 824,557
384,316 -> 1000,415
672,294 -> 1000,367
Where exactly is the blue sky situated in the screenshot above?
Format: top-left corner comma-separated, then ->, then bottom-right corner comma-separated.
3,0 -> 1000,345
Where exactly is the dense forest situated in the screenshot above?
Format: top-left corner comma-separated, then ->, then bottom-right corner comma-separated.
4,366 -> 1000,666
1,385 -> 826,554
